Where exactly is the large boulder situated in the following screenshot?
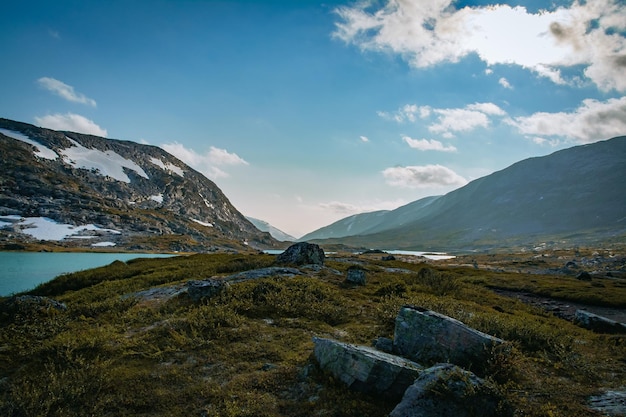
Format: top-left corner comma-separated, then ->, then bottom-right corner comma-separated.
390,364 -> 511,417
313,337 -> 423,400
275,242 -> 325,266
393,306 -> 503,370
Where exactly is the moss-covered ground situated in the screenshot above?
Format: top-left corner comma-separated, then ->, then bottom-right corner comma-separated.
0,251 -> 624,416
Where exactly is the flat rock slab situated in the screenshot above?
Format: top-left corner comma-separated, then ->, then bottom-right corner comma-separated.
224,267 -> 303,283
588,389 -> 626,416
575,310 -> 626,334
313,337 -> 423,400
393,305 -> 503,369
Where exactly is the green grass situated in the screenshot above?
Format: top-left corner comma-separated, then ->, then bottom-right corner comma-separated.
0,253 -> 624,416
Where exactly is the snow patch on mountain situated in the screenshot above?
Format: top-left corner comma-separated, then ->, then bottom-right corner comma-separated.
191,218 -> 213,227
150,194 -> 164,204
61,138 -> 149,183
0,128 -> 59,160
6,216 -> 121,241
149,157 -> 184,177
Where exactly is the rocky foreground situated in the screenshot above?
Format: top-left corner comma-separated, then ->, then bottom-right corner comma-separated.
0,243 -> 624,416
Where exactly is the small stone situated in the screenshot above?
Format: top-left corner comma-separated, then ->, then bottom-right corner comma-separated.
345,266 -> 367,286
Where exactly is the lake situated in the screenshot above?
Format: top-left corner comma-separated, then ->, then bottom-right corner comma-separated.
0,252 -> 175,296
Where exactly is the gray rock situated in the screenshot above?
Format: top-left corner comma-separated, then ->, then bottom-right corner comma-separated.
393,305 -> 503,369
575,310 -> 626,334
225,266 -> 303,283
345,266 -> 367,286
373,337 -> 394,353
576,271 -> 592,281
588,389 -> 626,416
312,337 -> 423,400
275,242 -> 325,266
0,295 -> 67,322
187,279 -> 229,302
390,364 -> 511,417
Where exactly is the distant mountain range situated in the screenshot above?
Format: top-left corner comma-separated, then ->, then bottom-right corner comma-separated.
302,137 -> 626,251
246,217 -> 296,242
0,118 -> 277,252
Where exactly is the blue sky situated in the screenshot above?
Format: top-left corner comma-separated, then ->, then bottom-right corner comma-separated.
1,0 -> 625,237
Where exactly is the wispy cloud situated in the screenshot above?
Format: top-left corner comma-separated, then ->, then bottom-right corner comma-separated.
402,136 -> 457,152
333,0 -> 626,92
507,96 -> 626,143
161,142 -> 248,179
318,198 -> 410,215
359,135 -> 370,143
37,77 -> 97,107
382,164 -> 467,188
34,113 -> 107,137
499,77 -> 513,89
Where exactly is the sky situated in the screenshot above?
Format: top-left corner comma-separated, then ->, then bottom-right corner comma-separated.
1,0 -> 625,238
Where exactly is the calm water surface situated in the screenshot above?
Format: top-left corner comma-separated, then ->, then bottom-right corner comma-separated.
0,252 -> 174,296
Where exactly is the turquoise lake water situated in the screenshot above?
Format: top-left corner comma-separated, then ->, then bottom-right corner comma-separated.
0,252 -> 175,296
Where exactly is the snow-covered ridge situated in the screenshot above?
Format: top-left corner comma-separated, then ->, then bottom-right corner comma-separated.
0,128 -> 58,160
150,157 -> 184,177
62,138 -> 149,183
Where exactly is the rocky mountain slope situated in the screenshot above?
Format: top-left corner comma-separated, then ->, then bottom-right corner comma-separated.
0,118 -> 276,252
304,137 -> 626,251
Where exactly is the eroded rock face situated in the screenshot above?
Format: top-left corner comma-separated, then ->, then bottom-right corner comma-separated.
390,364 -> 510,417
313,337 -> 423,400
275,242 -> 325,266
393,305 -> 503,370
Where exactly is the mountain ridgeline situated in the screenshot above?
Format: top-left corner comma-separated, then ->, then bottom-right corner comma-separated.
0,118 -> 277,252
302,137 -> 626,251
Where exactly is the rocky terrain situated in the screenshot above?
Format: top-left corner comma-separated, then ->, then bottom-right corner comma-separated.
0,243 -> 624,416
0,118 -> 278,252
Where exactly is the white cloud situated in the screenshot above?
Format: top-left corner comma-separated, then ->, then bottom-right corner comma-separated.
402,135 -> 457,152
499,77 -> 513,89
507,96 -> 626,143
378,104 -> 431,123
360,135 -> 370,142
208,146 -> 249,166
318,198 -> 410,215
161,142 -> 248,180
333,0 -> 626,91
34,113 -> 108,137
382,164 -> 467,188
380,102 -> 506,137
37,77 -> 97,107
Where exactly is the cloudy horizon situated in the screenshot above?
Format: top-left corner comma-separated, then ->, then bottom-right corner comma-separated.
1,0 -> 624,237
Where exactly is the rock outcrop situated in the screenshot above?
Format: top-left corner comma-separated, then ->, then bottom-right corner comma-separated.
312,337 -> 423,400
393,305 -> 503,370
312,306 -> 509,415
390,364 -> 510,417
575,310 -> 626,333
275,242 -> 325,266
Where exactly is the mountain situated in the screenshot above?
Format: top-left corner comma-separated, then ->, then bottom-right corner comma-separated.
246,217 -> 296,242
0,118 -> 277,252
299,196 -> 441,241
304,137 -> 626,251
